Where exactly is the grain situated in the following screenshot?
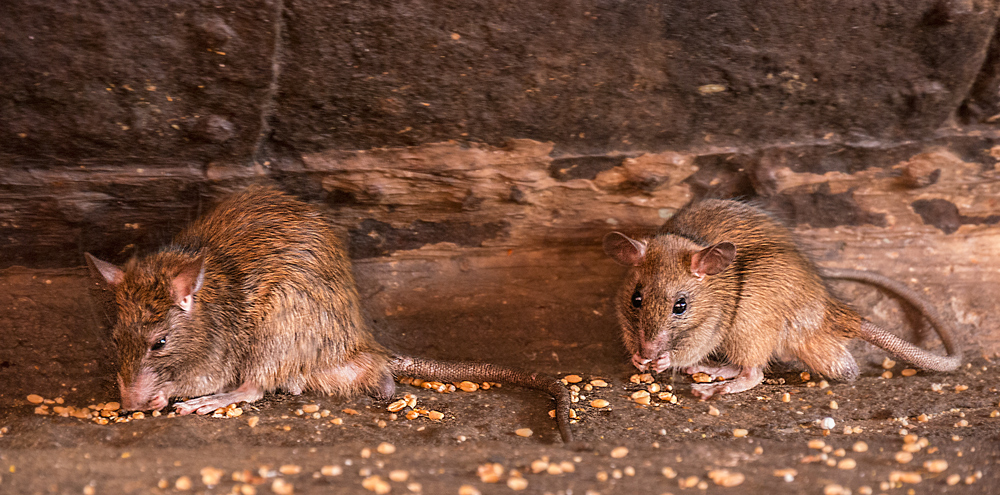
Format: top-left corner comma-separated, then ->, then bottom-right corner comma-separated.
301,404 -> 319,414
387,400 -> 407,413
808,440 -> 826,450
881,358 -> 896,369
564,375 -> 583,384
279,465 -> 301,475
692,372 -> 712,383
458,486 -> 481,495
895,451 -> 913,463
477,463 -> 504,483
389,470 -> 409,482
175,476 -> 192,491
361,476 -> 390,494
610,446 -> 629,458
946,474 -> 961,485
427,410 -> 444,421
837,458 -> 856,470
458,381 -> 479,392
733,429 -> 748,438
889,471 -> 922,484
781,393 -> 791,403
590,399 -> 610,408
590,379 -> 609,387
26,394 -> 44,404
707,470 -> 745,487
923,459 -> 948,473
506,476 -> 528,491
852,441 -> 868,453
321,466 -> 342,476
515,428 -> 533,438
900,368 -> 917,377
200,467 -> 225,486
661,467 -> 677,479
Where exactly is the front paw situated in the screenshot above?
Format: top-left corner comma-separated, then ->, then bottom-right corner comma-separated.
174,396 -> 226,415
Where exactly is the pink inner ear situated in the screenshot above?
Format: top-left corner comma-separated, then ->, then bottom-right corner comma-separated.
171,255 -> 205,308
603,232 -> 647,266
690,242 -> 736,277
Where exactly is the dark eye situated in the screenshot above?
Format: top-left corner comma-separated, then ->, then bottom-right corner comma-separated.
672,297 -> 687,315
631,287 -> 643,308
151,337 -> 167,351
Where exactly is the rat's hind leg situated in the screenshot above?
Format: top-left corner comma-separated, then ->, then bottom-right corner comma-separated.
174,381 -> 264,415
690,366 -> 764,400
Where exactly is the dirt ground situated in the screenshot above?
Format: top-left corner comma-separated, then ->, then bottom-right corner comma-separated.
1,249 -> 997,495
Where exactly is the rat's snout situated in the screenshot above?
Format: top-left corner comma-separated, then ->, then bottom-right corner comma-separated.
118,371 -> 168,411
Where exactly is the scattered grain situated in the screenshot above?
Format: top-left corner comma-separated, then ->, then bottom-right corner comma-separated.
321,466 -> 342,476
302,404 -> 319,414
377,442 -> 396,455
781,392 -> 791,403
678,476 -> 699,489
26,394 -> 44,404
828,401 -> 838,410
895,451 -> 913,463
458,381 -> 479,392
506,476 -> 528,491
361,476 -> 390,494
591,399 -> 610,408
707,470 -> 744,487
823,484 -> 847,495
889,471 -> 922,484
610,446 -> 629,458
691,372 -> 712,383
389,470 -> 409,482
881,358 -> 896,369
837,458 -> 856,470
590,379 -> 609,387
458,485 -> 481,495
661,467 -> 677,479
515,428 -> 533,438
564,375 -> 583,384
946,474 -> 961,486
175,476 -> 192,491
201,467 -> 225,486
477,463 -> 504,483
427,410 -> 444,421
733,428 -> 748,438
808,439 -> 826,450
923,459 -> 947,473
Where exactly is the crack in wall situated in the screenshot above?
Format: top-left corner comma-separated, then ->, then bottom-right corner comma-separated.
251,0 -> 286,167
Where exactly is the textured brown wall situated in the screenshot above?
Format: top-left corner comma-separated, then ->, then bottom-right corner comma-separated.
3,1 -> 1000,352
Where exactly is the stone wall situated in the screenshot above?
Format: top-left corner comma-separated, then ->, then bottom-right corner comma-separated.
3,0 -> 1000,354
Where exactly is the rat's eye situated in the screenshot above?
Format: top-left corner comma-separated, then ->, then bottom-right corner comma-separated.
150,337 -> 167,351
631,287 -> 643,308
672,296 -> 687,315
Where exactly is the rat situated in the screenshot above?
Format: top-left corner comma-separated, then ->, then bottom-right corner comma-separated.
85,185 -> 572,442
602,199 -> 961,399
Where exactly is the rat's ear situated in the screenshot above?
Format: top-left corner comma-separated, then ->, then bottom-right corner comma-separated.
690,242 -> 736,278
603,232 -> 648,266
171,254 -> 206,312
85,253 -> 125,286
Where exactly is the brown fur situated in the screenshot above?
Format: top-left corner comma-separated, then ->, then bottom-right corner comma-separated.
605,199 -> 960,398
86,186 -> 573,441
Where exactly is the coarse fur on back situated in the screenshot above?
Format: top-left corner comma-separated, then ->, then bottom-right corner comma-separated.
604,199 -> 960,399
86,185 -> 574,441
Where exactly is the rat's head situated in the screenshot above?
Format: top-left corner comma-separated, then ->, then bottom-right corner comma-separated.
603,232 -> 737,373
85,251 -> 212,411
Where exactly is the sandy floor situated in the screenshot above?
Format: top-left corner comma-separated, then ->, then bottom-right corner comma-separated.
1,252 -> 997,494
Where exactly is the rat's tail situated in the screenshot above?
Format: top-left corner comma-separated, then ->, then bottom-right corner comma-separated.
389,355 -> 573,443
820,267 -> 961,371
